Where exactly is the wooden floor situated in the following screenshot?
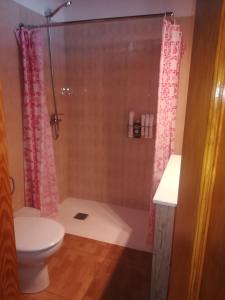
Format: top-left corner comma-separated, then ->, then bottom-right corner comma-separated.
20,234 -> 152,300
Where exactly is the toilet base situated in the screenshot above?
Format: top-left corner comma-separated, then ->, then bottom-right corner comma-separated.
19,262 -> 49,293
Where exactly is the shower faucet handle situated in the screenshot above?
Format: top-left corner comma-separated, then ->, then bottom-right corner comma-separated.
50,113 -> 63,125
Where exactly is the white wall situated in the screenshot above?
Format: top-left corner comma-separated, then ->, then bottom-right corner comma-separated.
13,0 -> 61,17
65,0 -> 196,21
13,0 -> 196,22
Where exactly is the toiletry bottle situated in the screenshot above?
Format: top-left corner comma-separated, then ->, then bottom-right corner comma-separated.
128,111 -> 135,138
133,120 -> 141,138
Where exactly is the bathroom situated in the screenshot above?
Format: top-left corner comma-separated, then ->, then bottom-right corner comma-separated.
0,0 -> 198,299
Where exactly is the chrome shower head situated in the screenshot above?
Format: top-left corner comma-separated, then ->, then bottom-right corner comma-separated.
65,1 -> 72,7
45,1 -> 72,18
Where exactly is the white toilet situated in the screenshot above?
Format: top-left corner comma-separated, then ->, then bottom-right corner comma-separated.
14,216 -> 65,293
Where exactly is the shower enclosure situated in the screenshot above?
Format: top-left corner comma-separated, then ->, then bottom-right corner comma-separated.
19,4 -> 174,246
43,13 -> 164,210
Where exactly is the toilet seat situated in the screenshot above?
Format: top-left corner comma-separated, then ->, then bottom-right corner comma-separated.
14,217 -> 65,252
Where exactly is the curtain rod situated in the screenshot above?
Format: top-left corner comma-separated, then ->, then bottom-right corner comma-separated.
18,12 -> 174,30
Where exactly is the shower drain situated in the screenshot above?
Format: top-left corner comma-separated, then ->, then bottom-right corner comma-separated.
74,212 -> 89,220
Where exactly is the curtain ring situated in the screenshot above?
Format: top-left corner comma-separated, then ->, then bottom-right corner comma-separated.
170,12 -> 176,24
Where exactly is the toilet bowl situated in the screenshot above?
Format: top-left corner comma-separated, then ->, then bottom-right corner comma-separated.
14,216 -> 65,293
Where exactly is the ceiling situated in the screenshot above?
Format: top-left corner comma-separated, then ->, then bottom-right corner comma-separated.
13,0 -> 196,22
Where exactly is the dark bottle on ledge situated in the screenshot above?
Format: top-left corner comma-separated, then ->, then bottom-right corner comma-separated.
133,120 -> 141,138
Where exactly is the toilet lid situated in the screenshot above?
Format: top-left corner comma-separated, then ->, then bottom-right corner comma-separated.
14,217 -> 65,252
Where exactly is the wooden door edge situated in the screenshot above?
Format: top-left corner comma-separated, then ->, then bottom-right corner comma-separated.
0,82 -> 19,298
187,2 -> 225,299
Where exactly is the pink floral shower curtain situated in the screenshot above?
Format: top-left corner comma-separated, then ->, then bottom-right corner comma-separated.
149,18 -> 183,247
16,28 -> 59,216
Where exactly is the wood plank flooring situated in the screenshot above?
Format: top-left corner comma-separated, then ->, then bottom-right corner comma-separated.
20,234 -> 152,300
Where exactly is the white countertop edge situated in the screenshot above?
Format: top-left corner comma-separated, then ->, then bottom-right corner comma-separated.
153,154 -> 182,207
153,199 -> 178,207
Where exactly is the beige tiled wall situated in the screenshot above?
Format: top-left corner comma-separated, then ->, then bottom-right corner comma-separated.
64,17 -> 194,210
45,26 -> 69,203
65,19 -> 161,210
175,16 -> 195,154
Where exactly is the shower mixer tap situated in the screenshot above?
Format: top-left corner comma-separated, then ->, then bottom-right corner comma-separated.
50,113 -> 63,140
50,113 -> 63,125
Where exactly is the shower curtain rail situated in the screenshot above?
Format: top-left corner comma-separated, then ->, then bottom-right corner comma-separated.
18,12 -> 174,30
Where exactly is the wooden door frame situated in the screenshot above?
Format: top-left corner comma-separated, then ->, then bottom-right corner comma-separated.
168,0 -> 225,299
187,1 -> 225,298
0,83 -> 19,298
